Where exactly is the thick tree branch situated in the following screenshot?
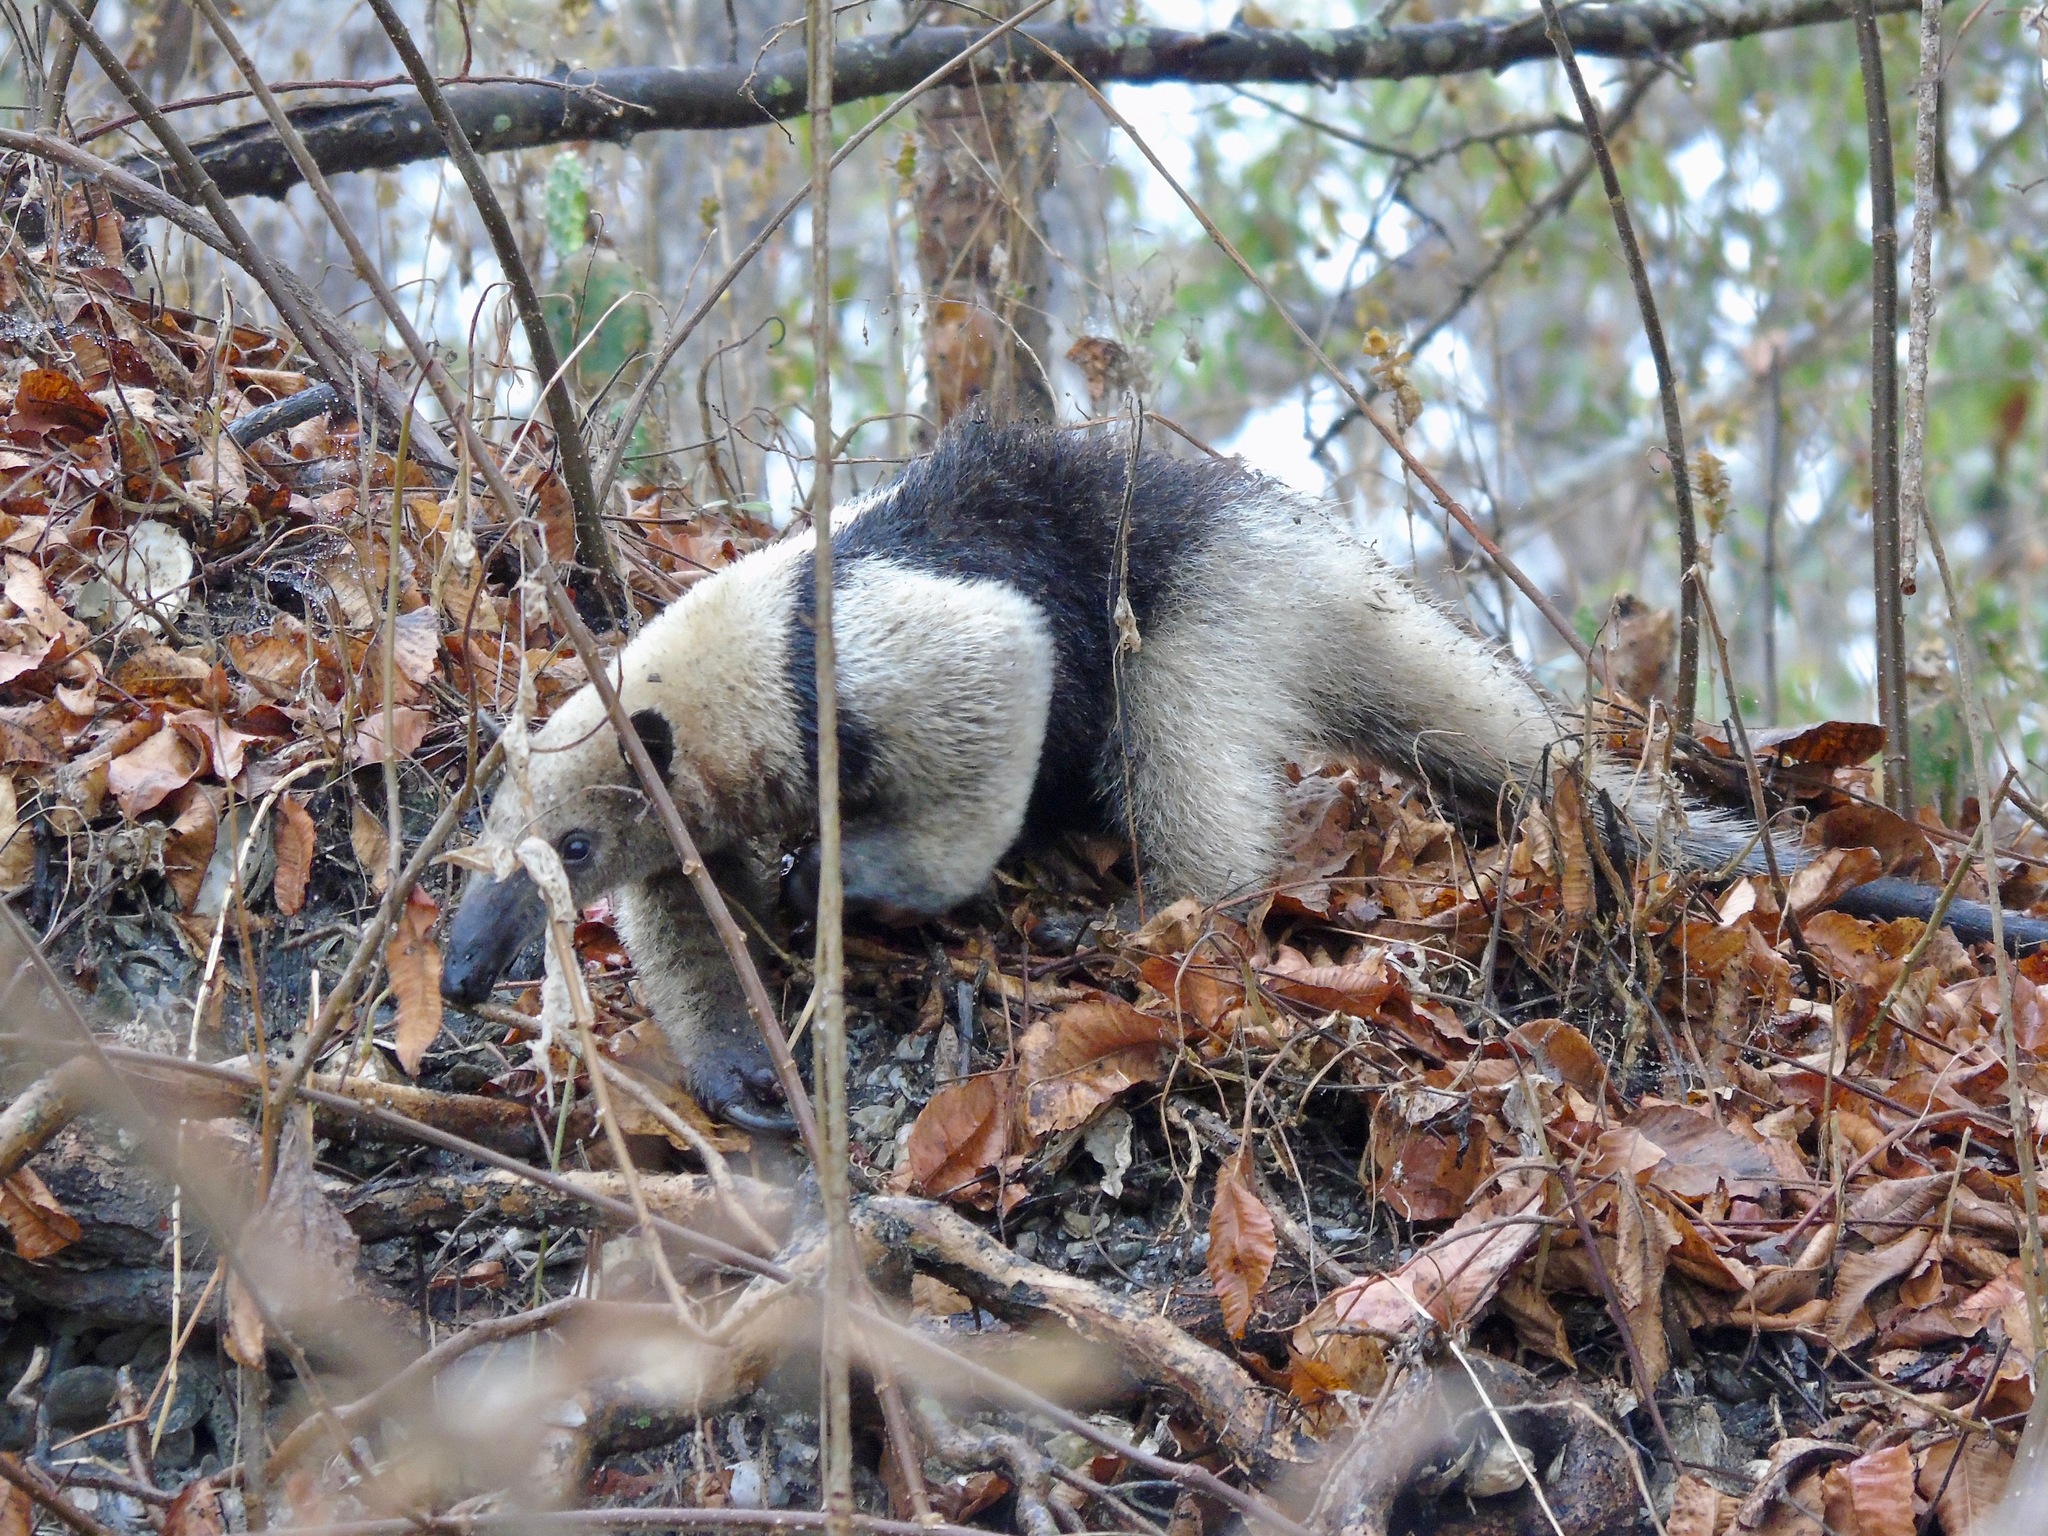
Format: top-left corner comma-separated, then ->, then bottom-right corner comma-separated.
127,0 -> 1916,202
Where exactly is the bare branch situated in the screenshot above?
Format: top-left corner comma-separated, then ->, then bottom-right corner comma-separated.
132,0 -> 1918,202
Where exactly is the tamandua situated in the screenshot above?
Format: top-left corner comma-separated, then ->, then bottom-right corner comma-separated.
439,417 -> 2046,1129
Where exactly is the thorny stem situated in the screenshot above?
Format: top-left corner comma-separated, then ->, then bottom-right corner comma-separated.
1856,0 -> 1912,815
805,0 -> 856,1532
359,0 -> 622,603
1538,0 -> 1699,731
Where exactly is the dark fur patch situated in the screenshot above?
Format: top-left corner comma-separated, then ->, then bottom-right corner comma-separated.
799,415 -> 1254,834
629,708 -> 676,782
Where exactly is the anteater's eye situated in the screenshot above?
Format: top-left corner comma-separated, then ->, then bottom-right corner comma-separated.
559,831 -> 595,867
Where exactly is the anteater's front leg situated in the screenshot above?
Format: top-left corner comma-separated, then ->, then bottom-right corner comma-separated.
614,854 -> 792,1133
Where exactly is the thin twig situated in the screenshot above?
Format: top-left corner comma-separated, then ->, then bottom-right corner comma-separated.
1537,2 -> 1699,729
1899,0 -> 1944,591
1855,0 -> 1912,814
804,2 -> 857,1533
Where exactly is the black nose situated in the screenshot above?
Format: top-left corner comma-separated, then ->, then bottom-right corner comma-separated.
441,870 -> 547,1006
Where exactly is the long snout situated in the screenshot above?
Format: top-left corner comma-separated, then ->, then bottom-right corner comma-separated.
441,869 -> 548,1006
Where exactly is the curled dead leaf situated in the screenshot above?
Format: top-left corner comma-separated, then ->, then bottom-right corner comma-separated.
902,1070 -> 1015,1208
274,793 -> 315,916
387,886 -> 443,1074
1207,1146 -> 1277,1340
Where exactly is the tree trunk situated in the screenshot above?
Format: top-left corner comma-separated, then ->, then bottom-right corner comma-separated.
913,6 -> 1057,426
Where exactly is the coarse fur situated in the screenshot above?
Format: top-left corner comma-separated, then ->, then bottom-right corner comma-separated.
440,418 -> 1800,1127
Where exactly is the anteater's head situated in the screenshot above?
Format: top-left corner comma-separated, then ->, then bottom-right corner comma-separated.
439,686 -> 688,1009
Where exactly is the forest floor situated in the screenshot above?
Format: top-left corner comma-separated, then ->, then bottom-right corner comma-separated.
0,192 -> 2043,1536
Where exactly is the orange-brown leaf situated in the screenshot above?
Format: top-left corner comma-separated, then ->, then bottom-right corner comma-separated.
1824,1443 -> 1915,1536
1368,1082 -> 1492,1222
107,724 -> 203,818
1666,1474 -> 1730,1536
274,794 -> 315,916
387,887 -> 443,1074
1915,1436 -> 2011,1536
0,1167 -> 80,1259
1017,996 -> 1179,1139
9,367 -> 108,438
903,1071 -> 1015,1208
1208,1147 -> 1276,1340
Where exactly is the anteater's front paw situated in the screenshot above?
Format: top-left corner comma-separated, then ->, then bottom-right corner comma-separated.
689,1041 -> 797,1134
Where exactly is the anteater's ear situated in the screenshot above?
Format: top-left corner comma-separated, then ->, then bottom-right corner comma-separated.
628,709 -> 676,782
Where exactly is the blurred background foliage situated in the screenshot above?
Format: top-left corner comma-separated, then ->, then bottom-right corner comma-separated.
10,0 -> 2048,816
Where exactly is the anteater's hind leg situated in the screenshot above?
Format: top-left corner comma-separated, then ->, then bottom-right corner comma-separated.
1113,607 -> 1314,903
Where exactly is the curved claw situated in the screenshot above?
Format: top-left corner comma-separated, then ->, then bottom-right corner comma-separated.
691,1050 -> 799,1135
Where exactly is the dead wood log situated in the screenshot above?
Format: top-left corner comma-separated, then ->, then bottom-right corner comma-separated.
858,1194 -> 1312,1481
0,1057 -> 97,1180
1307,1352 -> 1640,1536
20,1044 -> 597,1158
340,1167 -> 790,1252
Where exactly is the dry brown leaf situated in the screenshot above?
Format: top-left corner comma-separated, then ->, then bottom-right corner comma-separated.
9,367 -> 108,438
353,705 -> 432,766
1667,1473 -> 1732,1536
1823,1443 -> 1916,1536
1746,720 -> 1886,768
387,886 -> 443,1074
351,800 -> 391,891
1,1480 -> 30,1536
1137,954 -> 1244,1032
1915,1437 -> 2011,1536
1552,769 -> 1596,922
107,723 -> 203,817
1610,1175 -> 1677,1384
1788,847 -> 1886,918
0,1167 -> 80,1259
0,775 -> 32,896
902,1070 -> 1015,1208
1626,1103 -> 1781,1202
1207,1146 -> 1277,1340
1367,1081 -> 1492,1222
1505,1017 -> 1608,1100
168,708 -> 262,782
161,1477 -> 225,1536
1824,1228 -> 1933,1348
274,793 -> 315,916
162,785 -> 220,914
224,1270 -> 266,1368
224,619 -> 315,699
1016,996 -> 1179,1139
1293,1171 -> 1545,1363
